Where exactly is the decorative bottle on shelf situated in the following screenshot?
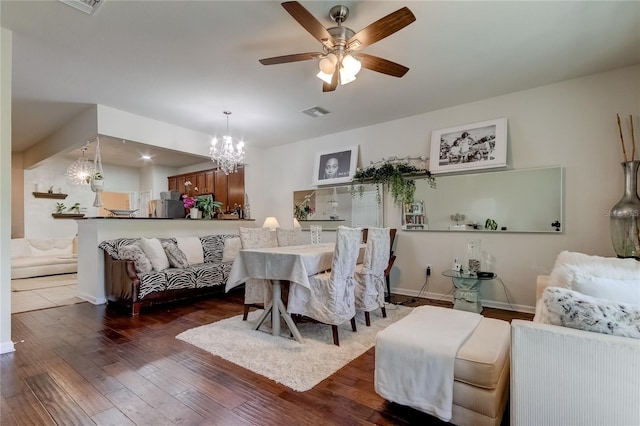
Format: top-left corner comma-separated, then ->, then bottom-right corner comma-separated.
609,160 -> 640,259
466,239 -> 482,274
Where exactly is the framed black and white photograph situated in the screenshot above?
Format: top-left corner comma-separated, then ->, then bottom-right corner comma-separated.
429,118 -> 508,174
312,145 -> 359,185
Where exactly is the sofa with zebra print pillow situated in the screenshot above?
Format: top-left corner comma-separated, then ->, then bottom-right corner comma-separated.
100,234 -> 238,315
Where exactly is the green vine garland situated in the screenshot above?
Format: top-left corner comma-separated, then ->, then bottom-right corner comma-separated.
350,161 -> 436,205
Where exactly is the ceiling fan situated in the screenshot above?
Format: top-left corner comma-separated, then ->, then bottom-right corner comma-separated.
259,1 -> 416,92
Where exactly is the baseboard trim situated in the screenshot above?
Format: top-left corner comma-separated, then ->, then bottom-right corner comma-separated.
392,289 -> 535,314
77,292 -> 106,305
0,340 -> 15,354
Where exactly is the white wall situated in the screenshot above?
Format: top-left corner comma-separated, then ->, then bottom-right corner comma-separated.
1,28 -> 14,353
140,164 -> 178,200
24,159 -> 143,238
256,65 -> 640,312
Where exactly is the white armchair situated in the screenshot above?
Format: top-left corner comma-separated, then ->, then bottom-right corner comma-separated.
510,252 -> 640,426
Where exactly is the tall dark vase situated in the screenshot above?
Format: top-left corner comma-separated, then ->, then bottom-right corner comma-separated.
609,160 -> 640,259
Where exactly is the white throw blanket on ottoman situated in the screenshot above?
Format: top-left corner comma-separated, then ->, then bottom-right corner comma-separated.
375,306 -> 482,422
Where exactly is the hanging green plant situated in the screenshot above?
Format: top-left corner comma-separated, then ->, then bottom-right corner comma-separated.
350,159 -> 436,205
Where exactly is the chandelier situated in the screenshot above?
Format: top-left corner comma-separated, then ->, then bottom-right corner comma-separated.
210,111 -> 245,175
66,146 -> 92,186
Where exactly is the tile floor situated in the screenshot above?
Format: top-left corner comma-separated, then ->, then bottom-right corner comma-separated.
11,283 -> 85,314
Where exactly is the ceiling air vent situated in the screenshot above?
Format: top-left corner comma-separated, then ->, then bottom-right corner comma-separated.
59,0 -> 103,15
301,106 -> 330,118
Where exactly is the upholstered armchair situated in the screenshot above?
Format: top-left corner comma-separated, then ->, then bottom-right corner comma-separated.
510,251 -> 640,426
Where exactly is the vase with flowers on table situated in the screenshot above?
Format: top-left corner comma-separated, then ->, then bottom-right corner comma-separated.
183,195 -> 198,219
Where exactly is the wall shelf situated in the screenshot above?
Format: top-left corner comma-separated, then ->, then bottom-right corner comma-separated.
33,192 -> 68,199
52,213 -> 84,219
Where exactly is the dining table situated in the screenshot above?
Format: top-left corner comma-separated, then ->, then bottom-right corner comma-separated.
226,242 -> 363,343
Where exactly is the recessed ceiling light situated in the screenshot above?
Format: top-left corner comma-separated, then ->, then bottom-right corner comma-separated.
141,155 -> 151,160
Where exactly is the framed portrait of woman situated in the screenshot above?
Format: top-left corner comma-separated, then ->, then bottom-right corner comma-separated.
312,145 -> 359,186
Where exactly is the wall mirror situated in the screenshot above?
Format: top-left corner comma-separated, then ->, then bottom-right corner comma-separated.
410,166 -> 564,233
293,184 -> 383,231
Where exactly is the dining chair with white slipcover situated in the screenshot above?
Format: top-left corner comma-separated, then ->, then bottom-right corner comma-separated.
362,228 -> 397,303
239,227 -> 276,320
287,226 -> 361,346
276,228 -> 302,247
355,227 -> 390,326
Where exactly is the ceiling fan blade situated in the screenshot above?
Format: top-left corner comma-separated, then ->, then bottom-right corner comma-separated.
282,1 -> 336,49
357,53 -> 409,77
346,7 -> 416,51
259,52 -> 322,65
323,63 -> 339,92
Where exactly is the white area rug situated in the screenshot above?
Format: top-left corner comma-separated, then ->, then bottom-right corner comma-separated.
11,273 -> 77,292
176,305 -> 413,392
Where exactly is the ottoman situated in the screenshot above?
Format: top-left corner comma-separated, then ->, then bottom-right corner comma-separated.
375,306 -> 510,426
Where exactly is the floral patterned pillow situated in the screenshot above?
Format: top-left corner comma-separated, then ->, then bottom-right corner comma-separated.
543,286 -> 640,338
118,243 -> 152,275
161,240 -> 190,269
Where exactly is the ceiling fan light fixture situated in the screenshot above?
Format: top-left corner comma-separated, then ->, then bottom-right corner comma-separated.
339,68 -> 356,85
316,70 -> 334,84
259,2 -> 415,92
319,53 -> 338,74
342,54 -> 361,75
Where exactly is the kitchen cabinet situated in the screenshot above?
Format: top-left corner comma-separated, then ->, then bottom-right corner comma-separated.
167,166 -> 244,212
227,166 -> 245,211
214,169 -> 228,211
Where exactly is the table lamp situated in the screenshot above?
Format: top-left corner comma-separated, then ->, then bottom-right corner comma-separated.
262,217 -> 280,230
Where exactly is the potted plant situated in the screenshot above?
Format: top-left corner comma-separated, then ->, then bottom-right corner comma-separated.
350,160 -> 436,205
196,196 -> 223,219
85,171 -> 103,185
68,202 -> 81,214
55,202 -> 66,214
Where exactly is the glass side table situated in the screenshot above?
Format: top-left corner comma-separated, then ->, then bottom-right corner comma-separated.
442,270 -> 497,313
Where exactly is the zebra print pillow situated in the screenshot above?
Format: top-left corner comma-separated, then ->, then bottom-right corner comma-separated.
201,234 -> 238,264
99,238 -> 141,259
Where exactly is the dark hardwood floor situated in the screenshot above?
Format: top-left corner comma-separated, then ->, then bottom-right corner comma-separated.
2,291 -> 533,425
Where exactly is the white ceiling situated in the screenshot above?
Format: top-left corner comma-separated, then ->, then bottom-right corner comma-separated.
3,1 -> 639,168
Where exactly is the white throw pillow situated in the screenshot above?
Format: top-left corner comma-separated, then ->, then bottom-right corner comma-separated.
542,286 -> 640,338
176,236 -> 204,264
140,237 -> 170,271
572,275 -> 640,306
11,239 -> 31,258
28,239 -> 73,256
549,251 -> 640,289
222,237 -> 242,262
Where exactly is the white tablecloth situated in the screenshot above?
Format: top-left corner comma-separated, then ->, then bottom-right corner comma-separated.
226,243 -> 337,293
